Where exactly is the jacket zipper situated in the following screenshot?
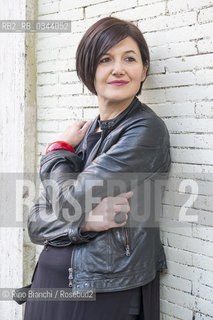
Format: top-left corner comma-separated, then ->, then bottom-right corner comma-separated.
84,129 -> 107,167
43,233 -> 71,248
68,248 -> 75,287
124,227 -> 130,256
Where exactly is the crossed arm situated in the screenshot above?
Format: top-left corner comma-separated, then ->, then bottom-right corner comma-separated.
28,119 -> 170,245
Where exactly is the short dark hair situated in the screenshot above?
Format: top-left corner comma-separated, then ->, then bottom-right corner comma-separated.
76,17 -> 150,96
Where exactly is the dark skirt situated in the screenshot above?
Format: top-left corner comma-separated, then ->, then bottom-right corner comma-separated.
24,246 -> 160,320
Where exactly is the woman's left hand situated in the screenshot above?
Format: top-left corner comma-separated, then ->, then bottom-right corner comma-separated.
81,191 -> 133,232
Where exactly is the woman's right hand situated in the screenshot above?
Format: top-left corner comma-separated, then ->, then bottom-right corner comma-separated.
58,120 -> 92,147
81,191 -> 133,232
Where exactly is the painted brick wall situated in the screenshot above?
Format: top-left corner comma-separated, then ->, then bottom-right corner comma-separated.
0,1 -> 25,319
35,1 -> 213,319
0,1 -> 37,319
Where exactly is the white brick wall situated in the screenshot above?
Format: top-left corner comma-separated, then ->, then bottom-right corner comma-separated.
0,1 -> 27,319
35,0 -> 213,319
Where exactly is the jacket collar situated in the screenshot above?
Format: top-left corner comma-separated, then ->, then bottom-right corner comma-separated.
76,96 -> 139,153
97,96 -> 138,131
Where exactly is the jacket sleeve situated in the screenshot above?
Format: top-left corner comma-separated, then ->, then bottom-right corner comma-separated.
28,151 -> 99,245
28,117 -> 171,245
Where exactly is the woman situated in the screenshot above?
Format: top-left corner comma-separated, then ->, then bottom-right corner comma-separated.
25,17 -> 171,320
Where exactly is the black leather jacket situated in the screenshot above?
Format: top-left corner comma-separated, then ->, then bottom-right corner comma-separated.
28,96 -> 171,292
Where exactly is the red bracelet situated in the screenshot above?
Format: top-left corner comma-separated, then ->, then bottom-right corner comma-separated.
46,141 -> 75,154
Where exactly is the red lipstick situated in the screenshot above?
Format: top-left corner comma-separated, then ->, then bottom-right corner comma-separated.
108,80 -> 129,86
